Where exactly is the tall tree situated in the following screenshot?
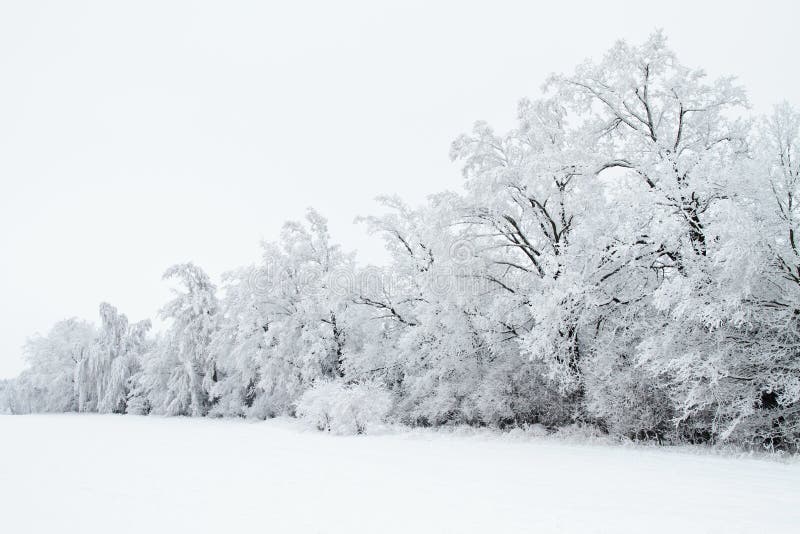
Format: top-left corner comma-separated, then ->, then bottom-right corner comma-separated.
142,263 -> 218,416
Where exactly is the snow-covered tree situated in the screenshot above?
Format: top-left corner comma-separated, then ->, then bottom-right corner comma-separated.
211,209 -> 356,418
634,103 -> 800,447
6,319 -> 95,413
141,263 -> 219,416
75,303 -> 150,414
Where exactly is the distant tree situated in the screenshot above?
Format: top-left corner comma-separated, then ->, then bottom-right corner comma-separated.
7,319 -> 95,413
76,304 -> 150,414
141,263 -> 218,416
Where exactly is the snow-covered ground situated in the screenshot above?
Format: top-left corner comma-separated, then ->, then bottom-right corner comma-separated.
1,415 -> 798,533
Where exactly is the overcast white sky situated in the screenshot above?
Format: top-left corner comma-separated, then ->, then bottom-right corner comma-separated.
1,0 -> 797,378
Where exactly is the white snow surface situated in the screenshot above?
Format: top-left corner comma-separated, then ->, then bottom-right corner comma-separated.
1,415 -> 799,533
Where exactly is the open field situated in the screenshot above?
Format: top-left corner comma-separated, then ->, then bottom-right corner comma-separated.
1,414 -> 798,533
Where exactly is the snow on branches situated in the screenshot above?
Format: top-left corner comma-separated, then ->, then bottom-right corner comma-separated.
4,33 -> 799,450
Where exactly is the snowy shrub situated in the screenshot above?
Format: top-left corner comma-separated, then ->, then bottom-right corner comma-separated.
552,423 -> 609,443
474,360 -> 574,428
296,382 -> 393,435
526,423 -> 550,438
398,380 -> 481,427
585,359 -> 674,442
0,380 -> 11,414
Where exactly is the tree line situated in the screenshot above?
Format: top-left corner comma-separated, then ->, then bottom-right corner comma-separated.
3,32 -> 799,450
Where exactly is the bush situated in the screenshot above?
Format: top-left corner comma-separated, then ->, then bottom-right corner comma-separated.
296,381 -> 393,435
585,362 -> 674,443
474,360 -> 576,429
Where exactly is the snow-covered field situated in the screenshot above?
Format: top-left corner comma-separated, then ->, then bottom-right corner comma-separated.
1,415 -> 798,533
